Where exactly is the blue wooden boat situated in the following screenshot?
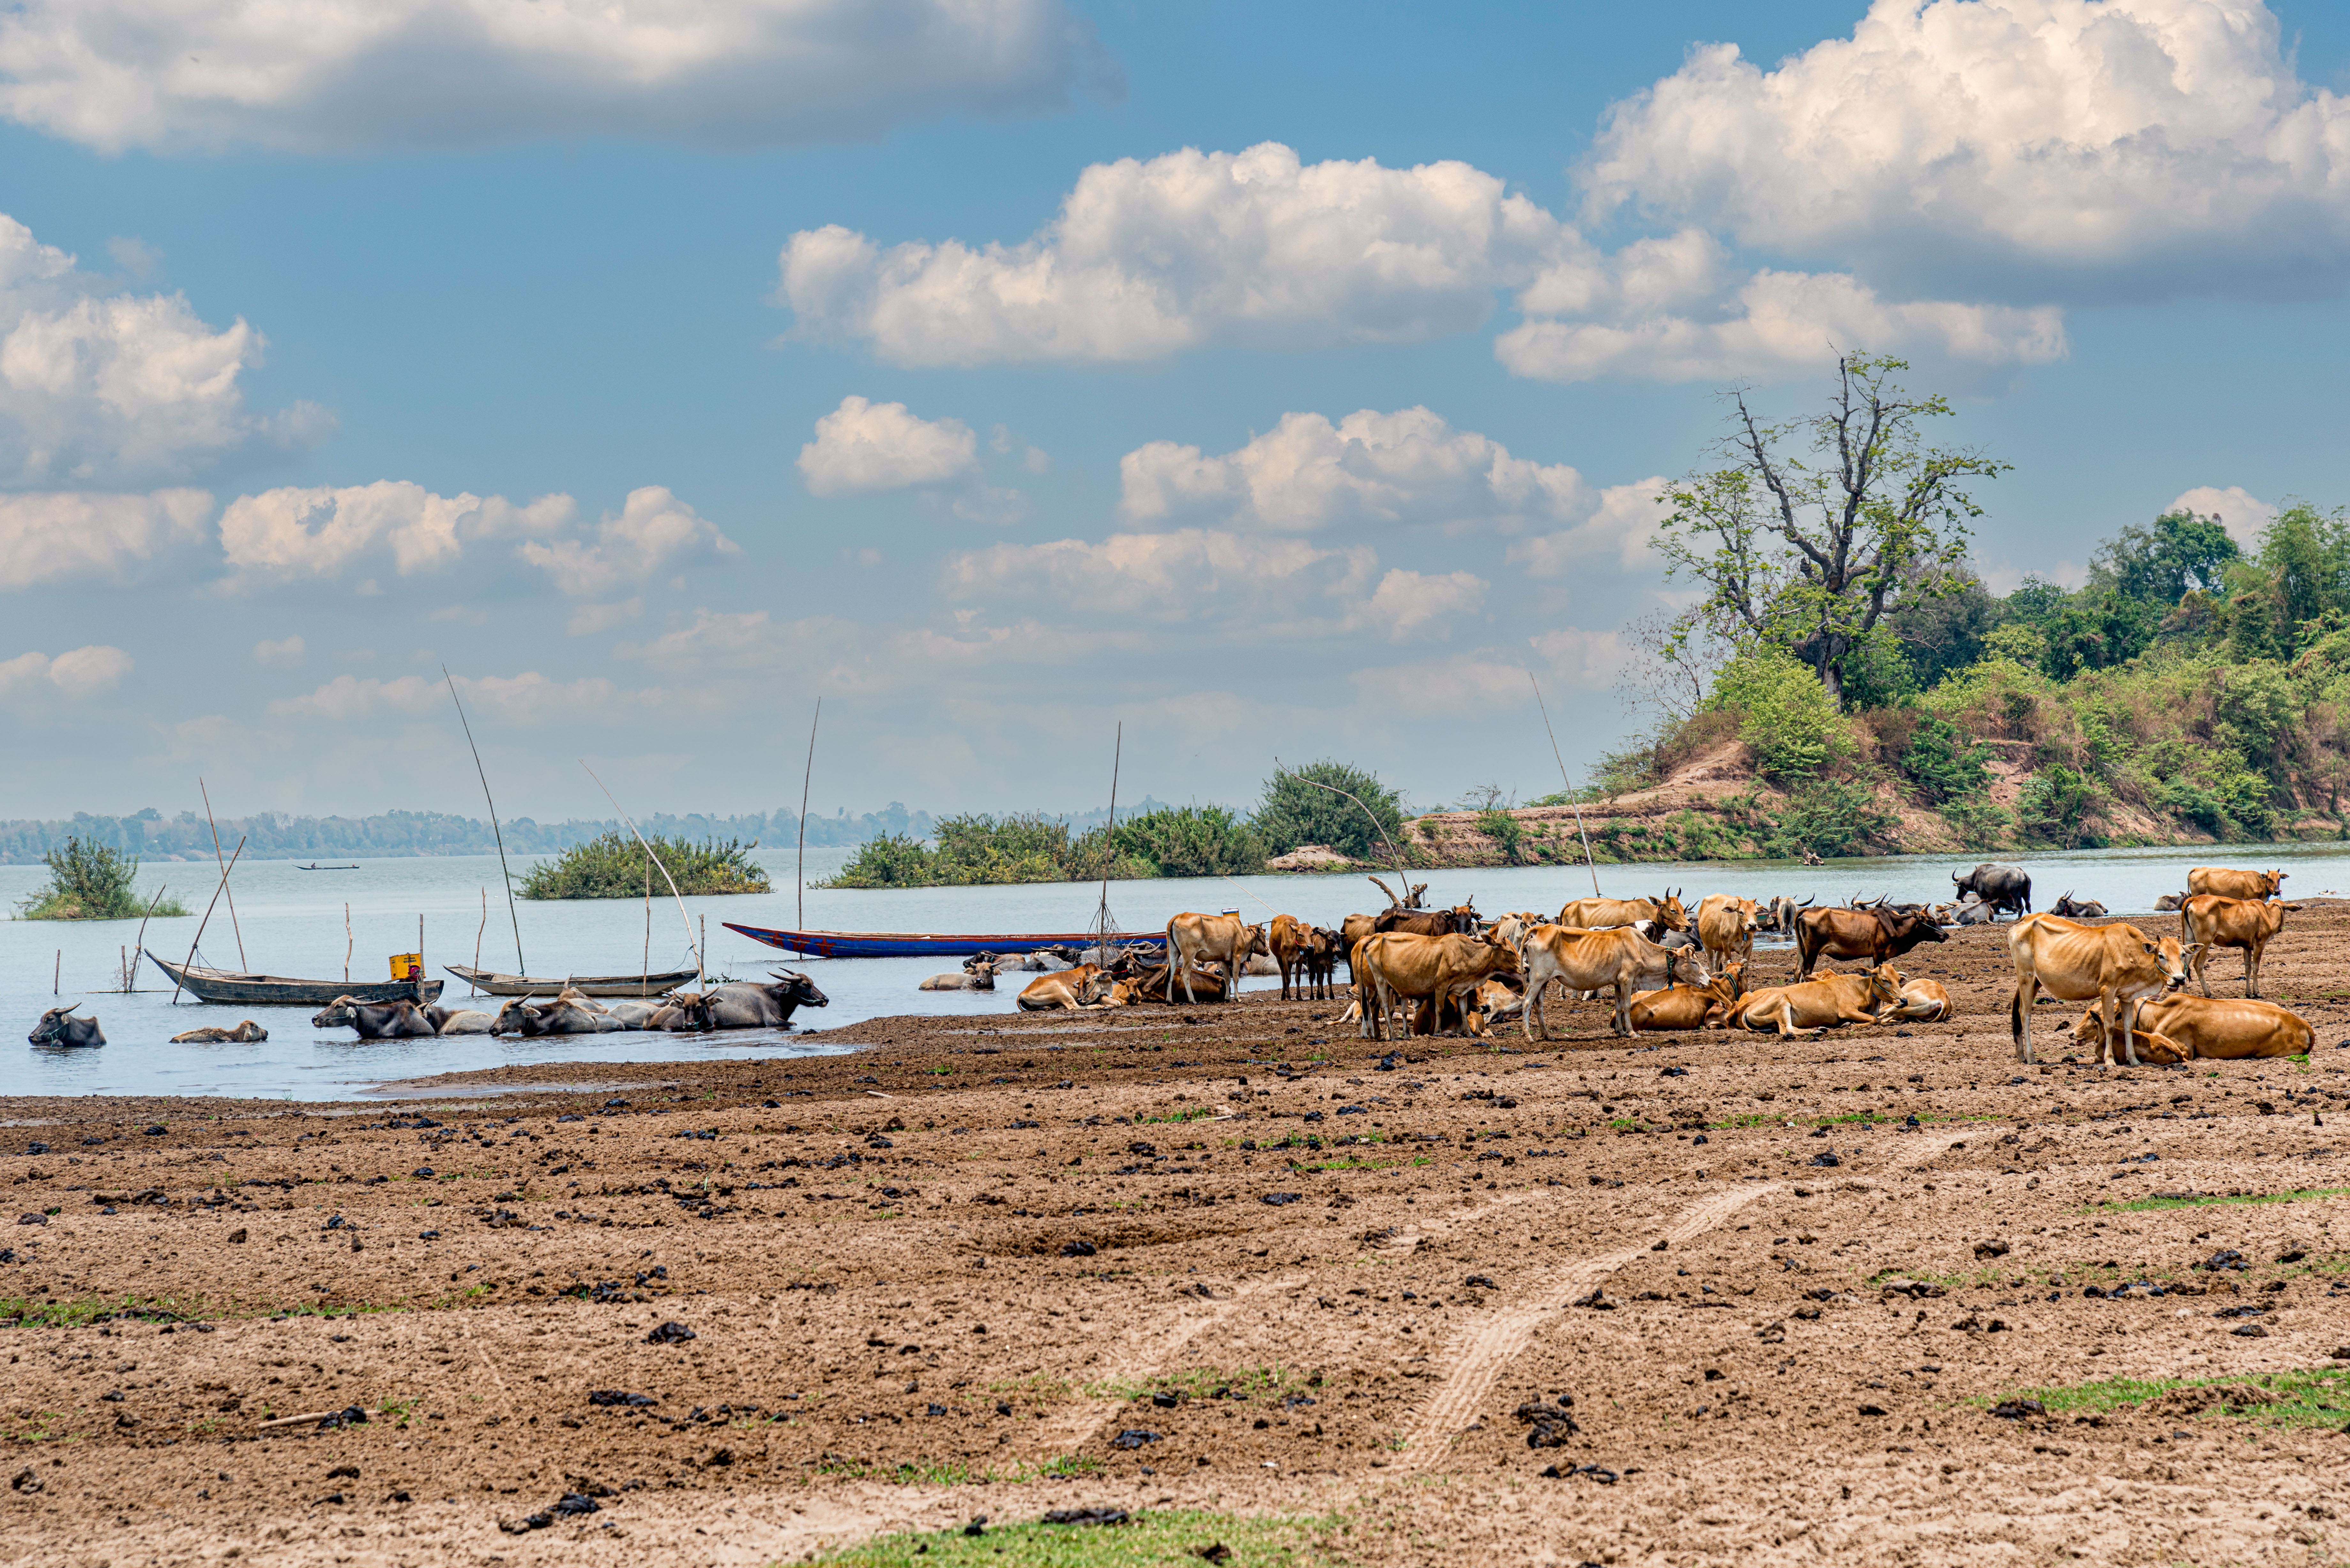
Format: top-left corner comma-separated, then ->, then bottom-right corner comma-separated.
724,922 -> 1169,960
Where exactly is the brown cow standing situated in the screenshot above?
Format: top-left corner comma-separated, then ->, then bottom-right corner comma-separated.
1695,894 -> 1760,973
2179,894 -> 2286,998
1794,903 -> 1946,976
1267,913 -> 1314,999
1355,930 -> 1519,1041
2187,866 -> 2286,901
2008,914 -> 2195,1067
1165,912 -> 1266,1004
1556,891 -> 1687,934
1520,924 -> 1697,1039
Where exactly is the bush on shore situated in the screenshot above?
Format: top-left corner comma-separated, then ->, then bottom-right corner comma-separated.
518,832 -> 769,899
17,837 -> 189,921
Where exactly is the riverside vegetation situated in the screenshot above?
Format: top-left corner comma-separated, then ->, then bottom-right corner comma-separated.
15,837 -> 189,921
517,831 -> 771,899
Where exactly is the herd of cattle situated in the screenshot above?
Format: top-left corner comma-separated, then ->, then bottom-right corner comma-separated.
997,863 -> 2312,1071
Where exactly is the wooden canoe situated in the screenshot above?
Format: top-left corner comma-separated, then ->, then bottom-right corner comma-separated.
443,963 -> 701,998
145,952 -> 442,1007
724,922 -> 1169,960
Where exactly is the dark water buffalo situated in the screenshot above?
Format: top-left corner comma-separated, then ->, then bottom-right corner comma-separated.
29,1004 -> 104,1047
682,972 -> 828,1030
1795,903 -> 1948,975
312,996 -> 437,1038
171,1020 -> 268,1043
2051,891 -> 2108,919
1952,862 -> 2032,918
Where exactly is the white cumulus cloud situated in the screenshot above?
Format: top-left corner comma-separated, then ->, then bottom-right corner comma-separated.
798,395 -> 980,495
1584,0 -> 2350,297
0,0 -> 1117,154
266,669 -> 655,725
1119,407 -> 1595,534
251,634 -> 305,665
219,480 -> 575,582
516,485 -> 738,598
1505,478 -> 1674,576
0,213 -> 330,486
781,139 -> 2073,382
2170,484 -> 2278,547
0,642 -> 133,698
0,487 -> 211,588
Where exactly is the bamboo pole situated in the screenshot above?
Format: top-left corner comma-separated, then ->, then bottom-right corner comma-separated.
1528,670 -> 1602,897
344,903 -> 352,983
796,698 -> 820,934
198,778 -> 247,970
129,884 -> 168,990
641,853 -> 652,998
581,761 -> 699,978
443,667 -> 525,973
471,889 -> 487,996
171,836 -> 246,1004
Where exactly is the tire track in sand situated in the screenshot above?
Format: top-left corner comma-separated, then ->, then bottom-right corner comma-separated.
1030,1272 -> 1308,1454
1400,1182 -> 1781,1468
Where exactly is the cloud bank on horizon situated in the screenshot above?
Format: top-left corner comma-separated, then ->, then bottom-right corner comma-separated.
0,0 -> 2333,817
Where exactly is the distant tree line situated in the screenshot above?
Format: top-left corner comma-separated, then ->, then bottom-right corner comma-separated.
0,803 -> 938,864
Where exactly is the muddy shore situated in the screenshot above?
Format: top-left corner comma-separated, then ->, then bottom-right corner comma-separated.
5,911 -> 2350,1566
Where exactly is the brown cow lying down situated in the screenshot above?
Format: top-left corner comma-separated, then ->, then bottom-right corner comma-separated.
1886,977 -> 1952,1022
1627,962 -> 1746,1031
1017,965 -> 1103,1011
1729,964 -> 1903,1038
171,1019 -> 269,1043
2070,995 -> 2313,1062
1121,961 -> 1232,1004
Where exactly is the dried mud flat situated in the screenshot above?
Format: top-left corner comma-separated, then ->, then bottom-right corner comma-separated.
6,910 -> 2350,1567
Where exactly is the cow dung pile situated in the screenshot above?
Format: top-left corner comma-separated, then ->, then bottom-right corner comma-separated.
4,904 -> 2350,1565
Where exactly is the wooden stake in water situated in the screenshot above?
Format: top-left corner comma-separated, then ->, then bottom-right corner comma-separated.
344,903 -> 352,982
417,914 -> 425,999
1528,669 -> 1602,898
471,889 -> 487,996
128,884 -> 167,990
797,697 -> 821,933
642,854 -> 652,998
199,777 -> 247,970
54,949 -> 60,994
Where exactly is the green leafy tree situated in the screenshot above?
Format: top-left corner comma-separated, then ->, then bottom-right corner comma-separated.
1657,352 -> 2008,709
1708,644 -> 1851,781
2091,510 -> 2239,604
518,832 -> 770,899
1899,716 -> 1991,804
1110,806 -> 1265,877
1251,761 -> 1407,861
18,837 -> 187,920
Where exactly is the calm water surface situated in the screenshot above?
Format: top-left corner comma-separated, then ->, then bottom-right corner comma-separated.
7,841 -> 2347,1103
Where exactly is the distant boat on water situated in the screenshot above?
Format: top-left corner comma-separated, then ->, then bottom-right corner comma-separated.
145,952 -> 441,1006
724,921 -> 1169,960
295,863 -> 360,871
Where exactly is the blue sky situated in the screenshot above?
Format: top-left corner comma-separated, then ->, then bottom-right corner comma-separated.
3,0 -> 2348,824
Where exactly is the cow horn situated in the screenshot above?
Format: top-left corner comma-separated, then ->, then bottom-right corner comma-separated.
56,1002 -> 77,1015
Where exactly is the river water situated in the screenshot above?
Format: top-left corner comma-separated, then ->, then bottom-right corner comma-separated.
7,841 -> 2347,1103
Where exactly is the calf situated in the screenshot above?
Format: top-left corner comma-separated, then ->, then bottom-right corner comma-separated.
1887,977 -> 1952,1022
2179,893 -> 2285,998
1299,927 -> 1342,1000
2008,914 -> 2195,1067
170,1019 -> 269,1043
29,1004 -> 104,1047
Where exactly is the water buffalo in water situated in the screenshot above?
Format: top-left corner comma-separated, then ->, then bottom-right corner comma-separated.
680,972 -> 828,1030
171,1020 -> 268,1043
1952,862 -> 2031,918
424,1005 -> 497,1035
29,1004 -> 104,1047
491,992 -> 621,1035
313,996 -> 437,1038
2051,891 -> 2108,919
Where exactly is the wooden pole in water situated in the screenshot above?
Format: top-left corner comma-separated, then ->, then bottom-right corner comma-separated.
417,914 -> 424,999
53,950 -> 60,994
796,697 -> 821,934
1527,670 -> 1602,897
129,884 -> 167,989
172,836 -> 246,1004
344,903 -> 352,983
198,778 -> 246,970
642,854 -> 652,998
443,666 -> 525,974
471,889 -> 487,996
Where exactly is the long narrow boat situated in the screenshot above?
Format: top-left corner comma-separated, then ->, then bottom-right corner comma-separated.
724,922 -> 1170,960
443,963 -> 701,998
145,952 -> 442,1006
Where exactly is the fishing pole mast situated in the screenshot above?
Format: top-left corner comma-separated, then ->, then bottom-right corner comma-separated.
797,697 -> 821,932
1528,669 -> 1601,897
444,666 -> 526,972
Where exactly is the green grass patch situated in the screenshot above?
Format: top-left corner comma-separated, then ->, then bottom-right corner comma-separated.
1083,1365 -> 1290,1402
2001,1367 -> 2350,1430
812,1508 -> 1342,1566
1137,1108 -> 1217,1124
2092,1186 -> 2350,1214
0,1293 -> 210,1329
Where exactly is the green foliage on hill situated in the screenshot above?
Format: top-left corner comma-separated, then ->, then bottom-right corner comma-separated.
517,832 -> 769,899
1619,494 -> 2350,855
16,837 -> 189,920
1252,760 -> 1407,861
